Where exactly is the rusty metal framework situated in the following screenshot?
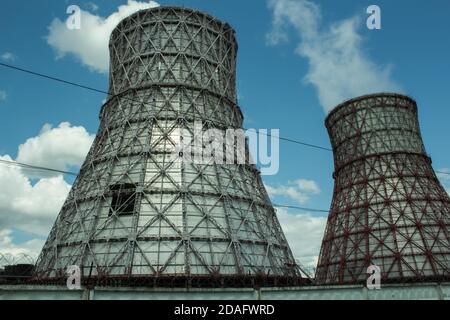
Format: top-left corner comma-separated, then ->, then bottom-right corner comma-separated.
34,7 -> 300,287
316,93 -> 450,285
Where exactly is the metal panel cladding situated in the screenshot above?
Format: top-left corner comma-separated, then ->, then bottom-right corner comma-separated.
34,7 -> 301,287
316,93 -> 450,285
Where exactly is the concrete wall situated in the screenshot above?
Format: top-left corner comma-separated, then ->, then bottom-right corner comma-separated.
1,282 -> 449,300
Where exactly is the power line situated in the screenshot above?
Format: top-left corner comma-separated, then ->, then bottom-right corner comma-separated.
0,158 -> 330,213
3,62 -> 450,164
0,62 -> 332,152
272,204 -> 328,213
3,158 -> 447,213
0,159 -> 77,176
0,62 -> 108,95
259,131 -> 332,152
1,62 -> 448,213
0,64 -> 448,182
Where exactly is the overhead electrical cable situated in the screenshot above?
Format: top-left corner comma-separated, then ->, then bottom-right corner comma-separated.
0,158 -> 331,213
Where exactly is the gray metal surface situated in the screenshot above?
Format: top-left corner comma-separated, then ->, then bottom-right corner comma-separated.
34,7 -> 298,282
1,283 -> 449,300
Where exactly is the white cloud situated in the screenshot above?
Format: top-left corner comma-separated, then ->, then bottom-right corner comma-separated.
266,0 -> 401,112
0,155 -> 71,237
266,178 -> 320,204
267,177 -> 325,271
0,122 -> 93,256
46,0 -> 159,73
266,184 -> 308,204
0,229 -> 45,260
277,209 -> 327,269
17,122 -> 94,175
437,168 -> 450,196
0,90 -> 6,102
1,52 -> 16,62
86,2 -> 99,12
437,168 -> 450,182
266,0 -> 320,46
294,179 -> 320,194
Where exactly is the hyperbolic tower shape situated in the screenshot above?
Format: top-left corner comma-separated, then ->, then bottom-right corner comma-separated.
316,93 -> 450,284
34,7 -> 300,286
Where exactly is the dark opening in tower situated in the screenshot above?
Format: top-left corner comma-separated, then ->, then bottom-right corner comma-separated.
109,183 -> 137,216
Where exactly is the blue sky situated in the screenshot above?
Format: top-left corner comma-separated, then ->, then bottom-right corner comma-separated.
0,0 -> 449,266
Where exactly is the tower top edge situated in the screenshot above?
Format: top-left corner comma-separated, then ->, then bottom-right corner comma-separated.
110,5 -> 236,39
325,92 -> 418,125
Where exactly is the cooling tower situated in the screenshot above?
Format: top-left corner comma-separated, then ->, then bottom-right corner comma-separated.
34,7 -> 301,287
316,93 -> 450,285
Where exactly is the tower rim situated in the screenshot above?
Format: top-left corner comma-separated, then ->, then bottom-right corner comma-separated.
109,5 -> 238,50
325,92 -> 417,126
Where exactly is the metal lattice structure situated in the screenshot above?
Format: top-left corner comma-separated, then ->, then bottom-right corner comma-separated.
0,253 -> 35,269
316,93 -> 450,285
34,7 -> 301,287
0,253 -> 35,283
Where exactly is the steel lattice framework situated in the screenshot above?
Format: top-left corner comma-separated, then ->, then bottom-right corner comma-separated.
34,7 -> 301,287
316,93 -> 450,285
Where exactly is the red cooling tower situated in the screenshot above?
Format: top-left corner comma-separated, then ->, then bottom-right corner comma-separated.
316,93 -> 450,285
